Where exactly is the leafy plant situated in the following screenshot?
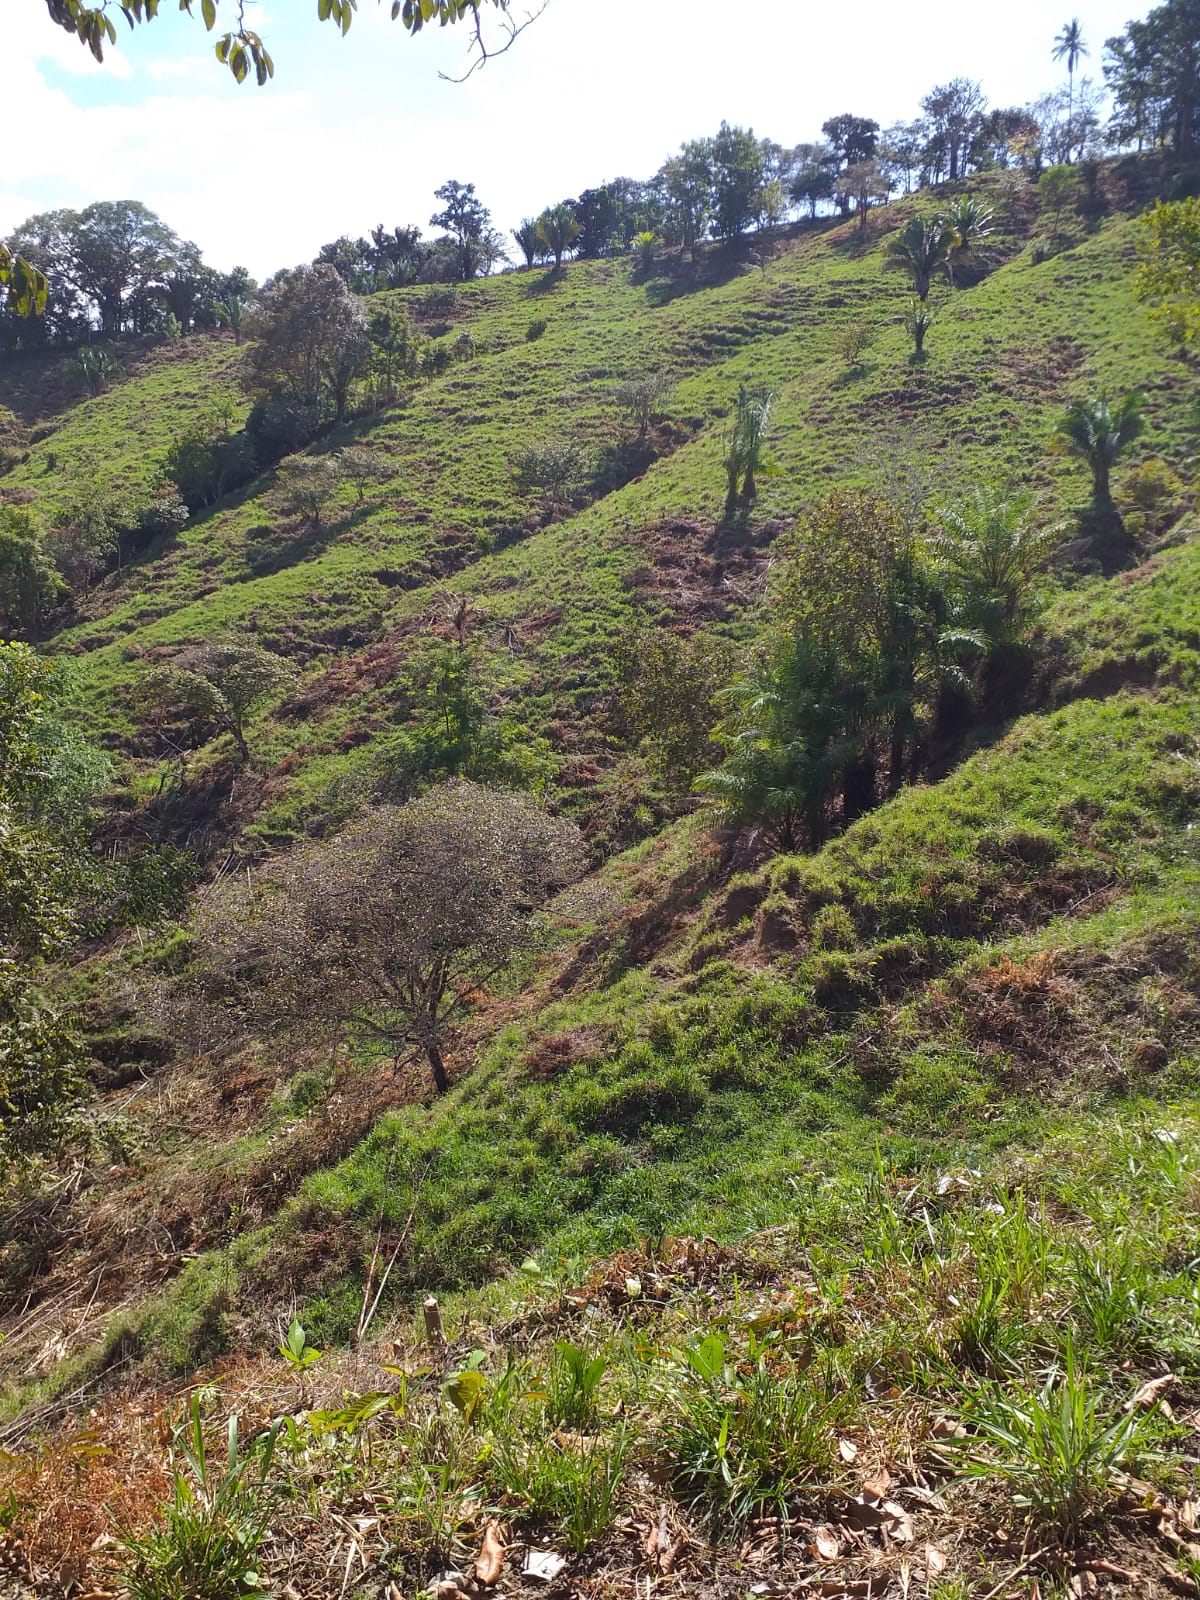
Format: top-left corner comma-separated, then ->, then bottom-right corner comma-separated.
662,1336 -> 848,1530
279,1317 -> 323,1401
547,1341 -> 606,1430
834,322 -> 875,367
903,299 -> 934,361
119,1396 -> 280,1600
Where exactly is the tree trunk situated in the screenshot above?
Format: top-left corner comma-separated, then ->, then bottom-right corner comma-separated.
425,1039 -> 449,1094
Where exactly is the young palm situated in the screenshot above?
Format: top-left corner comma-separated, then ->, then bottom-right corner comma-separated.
940,195 -> 995,282
934,485 -> 1066,642
885,214 -> 957,301
1053,20 -> 1089,160
1051,392 -> 1144,516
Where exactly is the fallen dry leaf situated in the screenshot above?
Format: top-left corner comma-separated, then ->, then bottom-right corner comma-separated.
813,1525 -> 841,1560
475,1520 -> 505,1586
882,1500 -> 915,1544
930,1417 -> 968,1440
862,1471 -> 892,1501
1127,1373 -> 1177,1411
839,1437 -> 859,1463
925,1544 -> 947,1578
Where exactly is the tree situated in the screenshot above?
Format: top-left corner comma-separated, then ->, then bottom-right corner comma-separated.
1053,19 -> 1090,158
789,142 -> 837,218
11,200 -> 186,336
842,159 -> 892,233
138,634 -> 297,762
1039,163 -> 1082,234
367,304 -> 423,406
162,396 -> 255,510
933,485 -> 1066,642
613,625 -> 730,789
537,203 -> 580,269
658,141 -> 714,251
0,644 -> 107,1163
277,453 -> 342,529
614,372 -> 672,441
885,214 -> 957,301
722,386 -> 775,516
821,114 -> 880,167
194,782 -> 581,1093
512,217 -> 544,269
0,506 -> 63,640
0,244 -> 48,319
940,195 -> 994,281
39,0 -> 526,86
215,292 -> 249,344
1136,197 -> 1200,350
513,438 -> 589,512
1050,391 -> 1145,521
708,122 -> 768,240
243,262 -> 370,429
430,180 -> 492,281
920,79 -> 987,182
698,631 -> 862,850
1104,0 -> 1200,155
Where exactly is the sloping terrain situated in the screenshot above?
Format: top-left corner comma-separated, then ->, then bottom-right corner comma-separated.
1,156 -> 1200,1599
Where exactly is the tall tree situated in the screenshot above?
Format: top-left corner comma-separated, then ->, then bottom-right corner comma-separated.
243,262 -> 370,428
192,782 -> 581,1093
708,122 -> 768,240
1053,18 -> 1090,158
430,179 -> 492,281
1105,0 -> 1200,155
920,79 -> 987,181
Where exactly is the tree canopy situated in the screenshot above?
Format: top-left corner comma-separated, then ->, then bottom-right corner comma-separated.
40,0 -> 524,85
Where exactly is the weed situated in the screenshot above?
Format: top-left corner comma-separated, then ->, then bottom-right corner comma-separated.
546,1341 -> 606,1431
958,1343 -> 1150,1541
118,1396 -> 280,1600
492,1426 -> 628,1552
662,1334 -> 849,1531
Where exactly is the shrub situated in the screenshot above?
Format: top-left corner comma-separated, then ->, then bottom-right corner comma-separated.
834,322 -> 875,366
1117,457 -> 1185,535
513,438 -> 589,509
526,316 -> 548,342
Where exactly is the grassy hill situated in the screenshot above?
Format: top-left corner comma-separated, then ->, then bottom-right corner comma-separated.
2,155 -> 1200,1599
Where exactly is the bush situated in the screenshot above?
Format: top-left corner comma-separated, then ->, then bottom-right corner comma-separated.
1117,457 -> 1185,535
526,316 -> 548,341
834,322 -> 875,366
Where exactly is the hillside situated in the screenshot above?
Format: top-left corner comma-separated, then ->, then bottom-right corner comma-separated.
2,155 -> 1200,1599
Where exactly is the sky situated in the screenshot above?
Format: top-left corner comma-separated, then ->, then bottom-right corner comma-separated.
2,0 -> 1147,279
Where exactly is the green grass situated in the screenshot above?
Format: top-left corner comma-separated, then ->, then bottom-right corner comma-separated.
1,156 -> 1199,1453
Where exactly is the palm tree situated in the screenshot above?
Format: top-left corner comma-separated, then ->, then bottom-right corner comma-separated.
885,214 -> 957,301
1053,19 -> 1089,161
1050,392 -> 1144,517
511,218 -> 543,270
537,204 -> 580,270
939,196 -> 994,283
934,485 -> 1066,642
